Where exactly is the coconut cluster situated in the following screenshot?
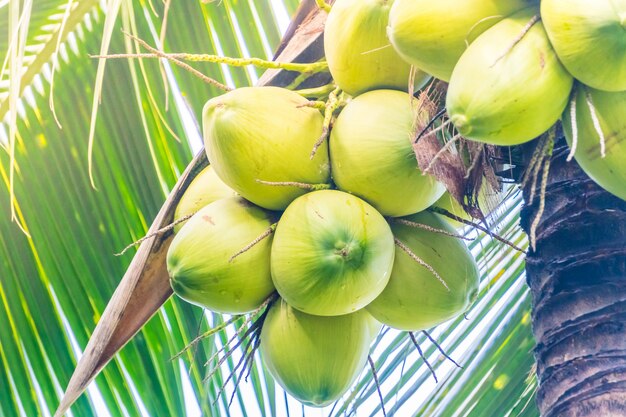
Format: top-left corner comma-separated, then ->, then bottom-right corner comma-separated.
165,0 -> 624,408
165,83 -> 480,406
382,0 -> 625,200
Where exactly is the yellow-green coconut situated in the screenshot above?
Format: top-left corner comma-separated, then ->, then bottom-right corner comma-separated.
260,299 -> 374,407
330,89 -> 445,217
173,165 -> 236,232
562,85 -> 626,202
203,87 -> 329,211
167,197 -> 276,314
324,0 -> 430,96
446,7 -> 573,145
541,0 -> 626,92
388,0 -> 534,81
271,190 -> 395,316
367,211 -> 479,331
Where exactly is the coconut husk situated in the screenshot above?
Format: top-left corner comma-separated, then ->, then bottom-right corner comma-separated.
412,81 -> 501,219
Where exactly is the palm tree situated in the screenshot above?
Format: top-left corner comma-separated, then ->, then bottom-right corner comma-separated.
3,1 -> 621,416
519,139 -> 626,417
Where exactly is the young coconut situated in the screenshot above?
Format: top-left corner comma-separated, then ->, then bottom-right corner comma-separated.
562,85 -> 626,202
323,0 -> 430,96
446,7 -> 573,145
173,165 -> 236,232
271,190 -> 395,316
330,89 -> 445,217
260,298 -> 374,407
541,0 -> 626,92
367,211 -> 479,331
167,197 -> 277,314
387,0 -> 533,81
203,86 -> 329,211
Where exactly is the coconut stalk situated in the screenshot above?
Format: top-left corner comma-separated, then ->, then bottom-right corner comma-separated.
53,2 -> 333,415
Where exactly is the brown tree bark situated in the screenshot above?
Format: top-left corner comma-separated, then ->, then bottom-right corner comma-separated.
520,138 -> 626,417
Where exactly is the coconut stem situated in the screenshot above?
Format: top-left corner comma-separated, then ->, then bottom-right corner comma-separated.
566,90 -> 578,162
394,237 -> 449,291
314,0 -> 331,12
294,83 -> 337,99
120,31 -> 232,92
392,218 -> 473,241
584,87 -> 606,158
428,206 -> 526,253
409,333 -> 437,383
491,14 -> 540,67
422,330 -> 462,369
171,313 -> 242,361
92,52 -> 328,74
229,224 -> 277,263
115,212 -> 196,256
367,356 -> 387,417
464,145 -> 484,179
310,86 -> 343,159
255,179 -> 331,191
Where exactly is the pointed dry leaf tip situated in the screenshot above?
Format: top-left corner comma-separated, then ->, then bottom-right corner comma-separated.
394,237 -> 449,291
491,14 -> 540,67
115,213 -> 195,256
393,218 -> 473,241
409,332 -> 437,383
229,223 -> 277,263
368,355 -> 387,417
566,91 -> 578,162
584,88 -> 606,158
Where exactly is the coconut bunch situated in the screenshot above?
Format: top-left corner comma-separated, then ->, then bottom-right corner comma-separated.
164,82 -> 480,407
379,0 -> 626,201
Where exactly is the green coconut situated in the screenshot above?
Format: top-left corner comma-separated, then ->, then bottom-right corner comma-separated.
173,165 -> 236,232
367,211 -> 479,331
330,89 -> 445,217
562,85 -> 626,202
446,7 -> 573,145
388,0 -> 533,81
271,190 -> 395,316
203,86 -> 329,211
323,0 -> 430,96
541,0 -> 626,92
260,298 -> 373,407
167,197 -> 276,314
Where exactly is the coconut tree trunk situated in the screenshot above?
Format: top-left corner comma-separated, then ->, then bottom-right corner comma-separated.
520,138 -> 626,417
